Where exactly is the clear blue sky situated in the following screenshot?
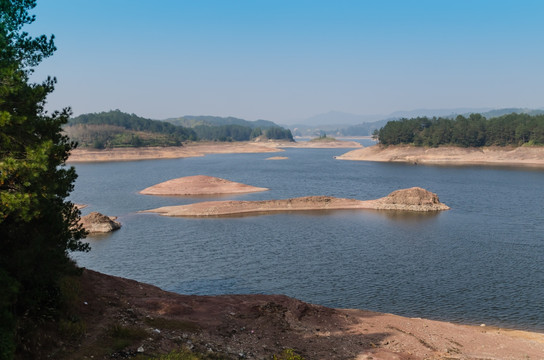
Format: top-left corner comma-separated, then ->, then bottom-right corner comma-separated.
29,0 -> 544,123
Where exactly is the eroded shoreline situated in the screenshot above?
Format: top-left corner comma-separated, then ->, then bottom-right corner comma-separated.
57,268 -> 544,360
67,140 -> 362,162
337,144 -> 544,167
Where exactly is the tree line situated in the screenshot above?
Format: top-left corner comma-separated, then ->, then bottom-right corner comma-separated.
67,110 -> 197,147
375,113 -> 544,147
67,111 -> 294,148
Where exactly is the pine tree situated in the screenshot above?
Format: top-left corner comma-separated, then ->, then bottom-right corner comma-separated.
0,1 -> 88,357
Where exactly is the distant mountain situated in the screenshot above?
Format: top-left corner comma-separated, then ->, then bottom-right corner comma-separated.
387,107 -> 493,119
67,110 -> 196,148
164,115 -> 278,129
288,107 -> 544,137
477,108 -> 544,119
290,111 -> 384,127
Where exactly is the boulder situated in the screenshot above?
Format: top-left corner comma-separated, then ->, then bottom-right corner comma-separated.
80,212 -> 121,233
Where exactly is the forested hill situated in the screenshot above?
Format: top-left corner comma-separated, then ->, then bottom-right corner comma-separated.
65,110 -> 293,148
66,110 -> 197,148
165,115 -> 277,129
376,113 -> 544,147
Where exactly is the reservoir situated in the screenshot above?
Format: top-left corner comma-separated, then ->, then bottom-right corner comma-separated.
70,145 -> 544,331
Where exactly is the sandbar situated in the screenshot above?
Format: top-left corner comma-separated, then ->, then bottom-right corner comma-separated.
265,156 -> 288,160
337,144 -> 544,167
67,139 -> 362,163
143,187 -> 449,217
140,175 -> 268,196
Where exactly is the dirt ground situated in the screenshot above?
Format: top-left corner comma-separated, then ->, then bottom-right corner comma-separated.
52,269 -> 544,360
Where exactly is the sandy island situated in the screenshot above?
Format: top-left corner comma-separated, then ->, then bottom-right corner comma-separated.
68,140 -> 362,163
140,175 -> 268,196
337,144 -> 544,167
144,187 -> 450,217
55,268 -> 544,360
265,156 -> 289,160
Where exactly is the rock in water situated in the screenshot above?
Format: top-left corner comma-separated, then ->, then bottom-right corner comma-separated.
79,212 -> 121,233
376,187 -> 450,211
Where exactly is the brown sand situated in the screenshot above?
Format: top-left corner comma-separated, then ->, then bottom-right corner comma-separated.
67,140 -> 362,163
265,156 -> 289,160
337,145 -> 544,167
140,175 -> 268,196
53,269 -> 544,360
144,187 -> 449,217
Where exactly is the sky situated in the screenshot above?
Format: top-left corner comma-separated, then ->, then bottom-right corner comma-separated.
28,0 -> 544,123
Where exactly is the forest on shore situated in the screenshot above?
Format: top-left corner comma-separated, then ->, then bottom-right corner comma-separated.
65,110 -> 293,148
375,113 -> 544,147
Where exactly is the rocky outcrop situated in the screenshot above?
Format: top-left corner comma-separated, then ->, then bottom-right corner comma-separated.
140,175 -> 268,196
143,187 -> 449,217
79,212 -> 121,233
373,187 -> 450,211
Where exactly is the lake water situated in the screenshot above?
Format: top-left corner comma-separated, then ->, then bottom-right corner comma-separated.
70,144 -> 544,332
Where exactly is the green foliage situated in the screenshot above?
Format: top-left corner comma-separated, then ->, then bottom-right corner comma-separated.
106,324 -> 148,352
66,110 -> 294,144
264,127 -> 294,141
273,349 -> 305,360
166,115 -> 277,129
66,110 -> 197,147
310,133 -> 336,142
149,347 -> 228,360
0,0 -> 89,357
376,113 -> 544,147
193,124 -> 254,141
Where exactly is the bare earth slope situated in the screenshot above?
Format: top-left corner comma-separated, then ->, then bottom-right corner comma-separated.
140,175 -> 268,196
55,269 -> 544,360
337,145 -> 544,167
144,187 -> 450,217
67,140 -> 361,162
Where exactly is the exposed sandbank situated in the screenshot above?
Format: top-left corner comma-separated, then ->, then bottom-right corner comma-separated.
67,139 -> 361,163
337,144 -> 544,167
144,187 -> 449,217
140,175 -> 268,196
67,142 -> 281,162
265,156 -> 289,160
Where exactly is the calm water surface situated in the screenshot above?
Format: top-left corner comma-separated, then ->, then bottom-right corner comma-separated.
70,146 -> 544,331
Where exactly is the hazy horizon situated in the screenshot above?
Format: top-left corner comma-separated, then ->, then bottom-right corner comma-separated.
29,0 -> 544,123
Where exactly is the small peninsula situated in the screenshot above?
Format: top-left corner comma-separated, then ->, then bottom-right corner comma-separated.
144,187 -> 449,217
140,175 -> 268,196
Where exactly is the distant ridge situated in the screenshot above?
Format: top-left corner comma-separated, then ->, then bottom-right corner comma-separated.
164,115 -> 278,129
291,107 -> 544,127
288,107 -> 544,137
